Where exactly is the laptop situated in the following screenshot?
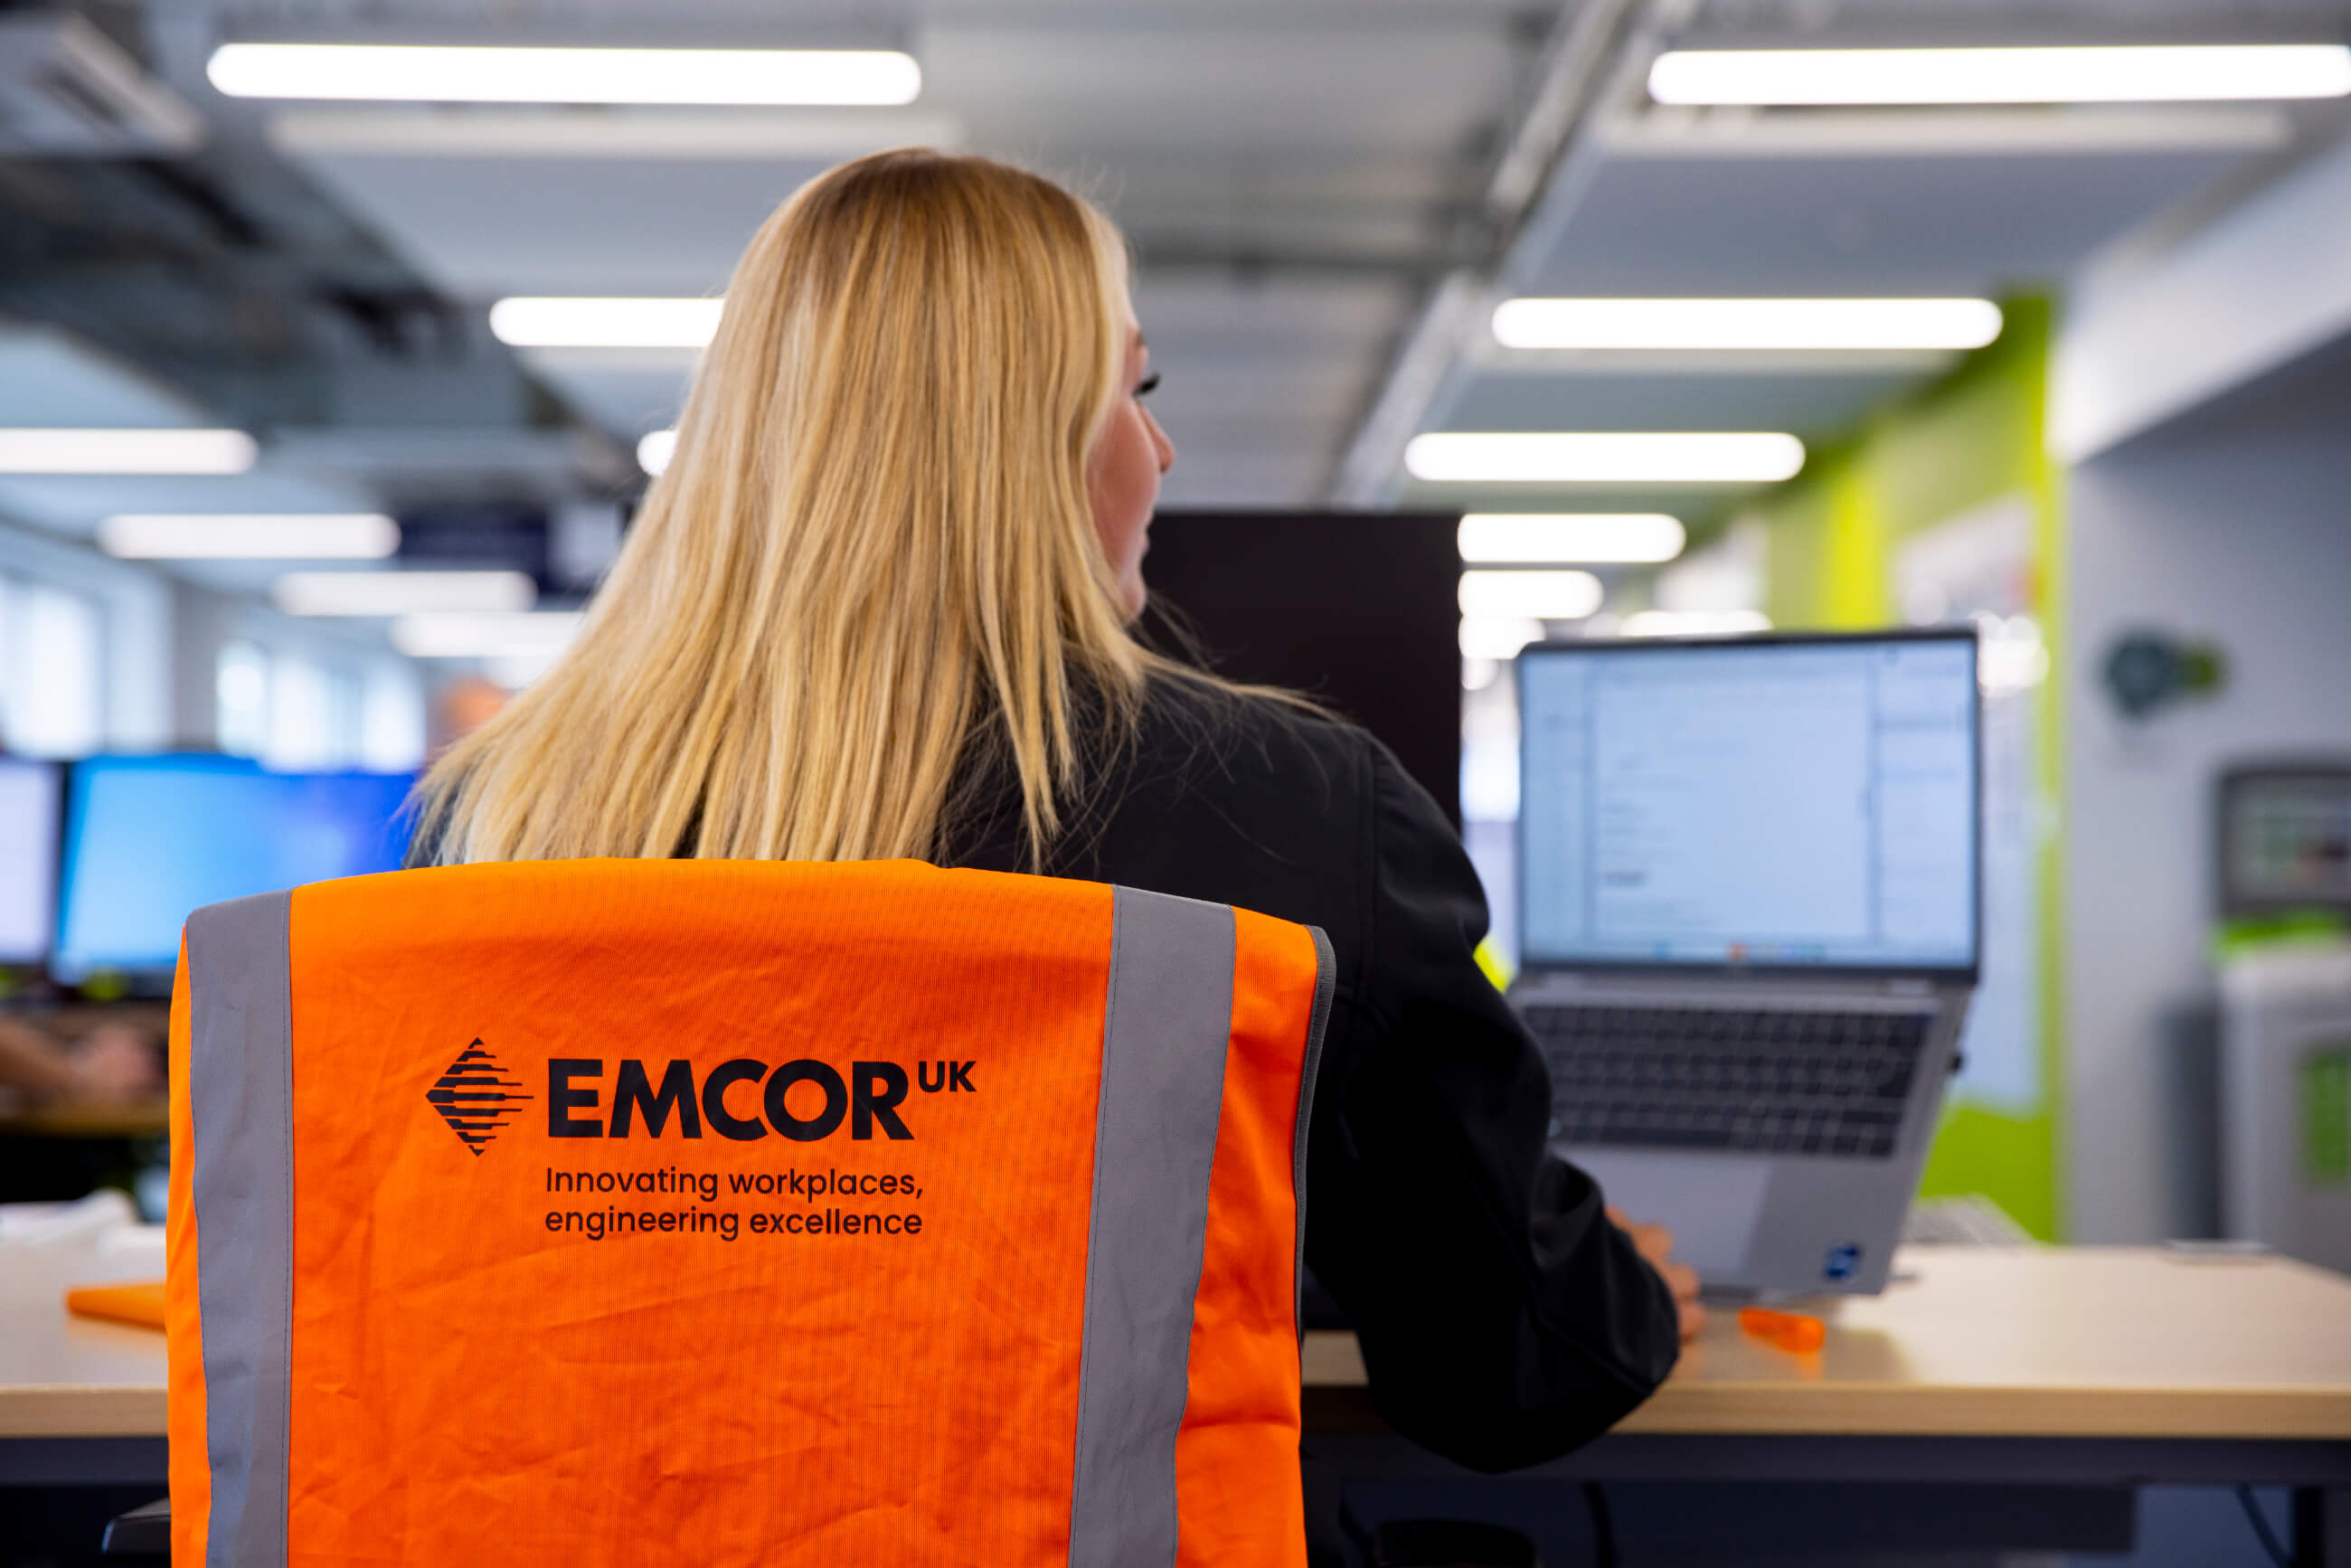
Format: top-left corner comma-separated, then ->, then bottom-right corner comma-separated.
1511,629 -> 1979,1297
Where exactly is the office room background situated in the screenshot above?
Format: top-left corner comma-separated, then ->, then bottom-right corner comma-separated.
3,2 -> 2350,1565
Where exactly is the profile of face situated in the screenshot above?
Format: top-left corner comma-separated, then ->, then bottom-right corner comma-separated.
1085,311 -> 1176,620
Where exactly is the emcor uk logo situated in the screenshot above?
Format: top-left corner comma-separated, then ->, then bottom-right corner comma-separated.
428,1044 -> 977,1155
424,1040 -> 535,1156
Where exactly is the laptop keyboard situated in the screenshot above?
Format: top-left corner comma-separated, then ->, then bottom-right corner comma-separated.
1525,1006 -> 1932,1160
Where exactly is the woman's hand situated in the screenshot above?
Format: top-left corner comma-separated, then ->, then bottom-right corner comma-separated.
1610,1205 -> 1706,1343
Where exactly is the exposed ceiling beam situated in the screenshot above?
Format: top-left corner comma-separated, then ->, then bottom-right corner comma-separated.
1333,0 -> 1666,505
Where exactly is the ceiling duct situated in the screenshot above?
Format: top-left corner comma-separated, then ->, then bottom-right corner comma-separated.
0,13 -> 203,156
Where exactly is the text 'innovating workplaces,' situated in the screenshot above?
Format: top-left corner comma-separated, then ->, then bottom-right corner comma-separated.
541,1165 -> 930,1243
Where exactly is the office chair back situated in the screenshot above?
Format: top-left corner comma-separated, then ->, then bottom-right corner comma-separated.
166,858 -> 1331,1568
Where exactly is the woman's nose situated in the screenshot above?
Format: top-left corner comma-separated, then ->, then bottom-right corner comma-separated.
1147,409 -> 1176,473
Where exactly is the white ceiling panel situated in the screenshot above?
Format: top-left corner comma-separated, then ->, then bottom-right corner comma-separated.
1518,142 -> 2265,297
0,469 -> 382,540
1157,454 -> 1332,509
1148,374 -> 1372,431
918,23 -> 1519,154
289,148 -> 826,298
163,556 -> 395,596
1442,364 -> 1933,439
1130,276 -> 1412,345
518,348 -> 698,439
1393,476 -> 1789,517
0,326 -> 209,428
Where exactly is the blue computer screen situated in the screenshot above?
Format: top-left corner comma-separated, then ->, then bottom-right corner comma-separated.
0,758 -> 61,965
54,755 -> 415,978
1517,635 -> 1978,973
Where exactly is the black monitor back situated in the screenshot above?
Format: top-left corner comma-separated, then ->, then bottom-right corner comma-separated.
1138,511 -> 1461,826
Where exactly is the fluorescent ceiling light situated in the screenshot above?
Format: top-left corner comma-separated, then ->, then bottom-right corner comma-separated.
274,570 -> 535,618
392,610 -> 585,659
1459,617 -> 1547,661
1622,609 -> 1773,638
1459,571 -> 1604,622
99,514 -> 398,560
1648,45 -> 2351,106
490,298 -> 722,350
637,429 -> 679,477
0,429 -> 255,475
1491,298 -> 2003,353
207,43 -> 921,106
1407,432 -> 1804,485
1459,513 -> 1686,564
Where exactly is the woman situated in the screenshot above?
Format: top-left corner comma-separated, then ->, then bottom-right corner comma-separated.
416,147 -> 1697,1471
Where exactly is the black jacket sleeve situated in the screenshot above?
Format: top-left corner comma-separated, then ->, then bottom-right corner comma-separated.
1303,742 -> 1681,1472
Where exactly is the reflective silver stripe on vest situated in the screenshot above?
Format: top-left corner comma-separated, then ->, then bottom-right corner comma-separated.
1068,887 -> 1236,1568
186,889 -> 296,1568
1292,926 -> 1335,1339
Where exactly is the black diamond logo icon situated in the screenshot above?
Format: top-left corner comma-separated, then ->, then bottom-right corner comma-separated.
426,1040 -> 533,1156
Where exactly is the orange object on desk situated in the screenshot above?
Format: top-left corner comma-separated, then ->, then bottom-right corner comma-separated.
65,1280 -> 166,1331
1740,1306 -> 1827,1353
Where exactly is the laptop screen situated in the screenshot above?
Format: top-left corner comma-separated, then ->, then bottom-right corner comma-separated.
1517,632 -> 1978,976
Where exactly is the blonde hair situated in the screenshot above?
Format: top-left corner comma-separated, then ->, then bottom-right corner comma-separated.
416,148 -> 1186,867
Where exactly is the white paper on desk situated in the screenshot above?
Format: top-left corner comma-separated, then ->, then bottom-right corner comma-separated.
99,1223 -> 166,1255
0,1188 -> 138,1245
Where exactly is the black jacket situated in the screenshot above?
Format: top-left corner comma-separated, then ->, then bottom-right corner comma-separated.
414,672 -> 1679,1470
949,674 -> 1679,1471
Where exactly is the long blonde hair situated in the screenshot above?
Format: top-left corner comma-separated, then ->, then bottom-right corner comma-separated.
416,148 -> 1185,866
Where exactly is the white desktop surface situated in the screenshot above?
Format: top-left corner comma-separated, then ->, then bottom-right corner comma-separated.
1307,1244 -> 2351,1440
0,1215 -> 168,1438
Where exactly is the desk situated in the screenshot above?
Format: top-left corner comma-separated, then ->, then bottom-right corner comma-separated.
8,1245 -> 2349,1556
0,1223 -> 168,1487
1308,1246 -> 2351,1563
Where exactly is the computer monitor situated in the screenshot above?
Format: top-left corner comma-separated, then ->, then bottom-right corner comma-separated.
2216,762 -> 2351,920
0,758 -> 61,966
53,755 -> 415,981
1516,631 -> 1979,976
1138,511 -> 1462,823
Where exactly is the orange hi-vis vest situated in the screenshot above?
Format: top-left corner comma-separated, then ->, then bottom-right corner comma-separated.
165,859 -> 1333,1568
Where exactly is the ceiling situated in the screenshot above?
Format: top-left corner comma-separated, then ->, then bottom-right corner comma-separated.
169,0 -> 1534,512
3,0 -> 2349,577
1395,106 -> 2299,519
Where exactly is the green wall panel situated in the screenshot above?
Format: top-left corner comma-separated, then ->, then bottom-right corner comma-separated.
1751,298 -> 2066,1239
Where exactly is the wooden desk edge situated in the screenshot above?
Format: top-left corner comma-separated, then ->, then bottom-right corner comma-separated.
1302,1331 -> 2351,1440
1303,1381 -> 2351,1440
1612,1384 -> 2351,1440
11,1382 -> 2350,1445
0,1385 -> 167,1439
17,1310 -> 2351,1445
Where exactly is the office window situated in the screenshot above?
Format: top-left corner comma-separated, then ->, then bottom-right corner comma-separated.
361,659 -> 427,771
1,576 -> 107,758
265,653 -> 362,771
217,640 -> 270,758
